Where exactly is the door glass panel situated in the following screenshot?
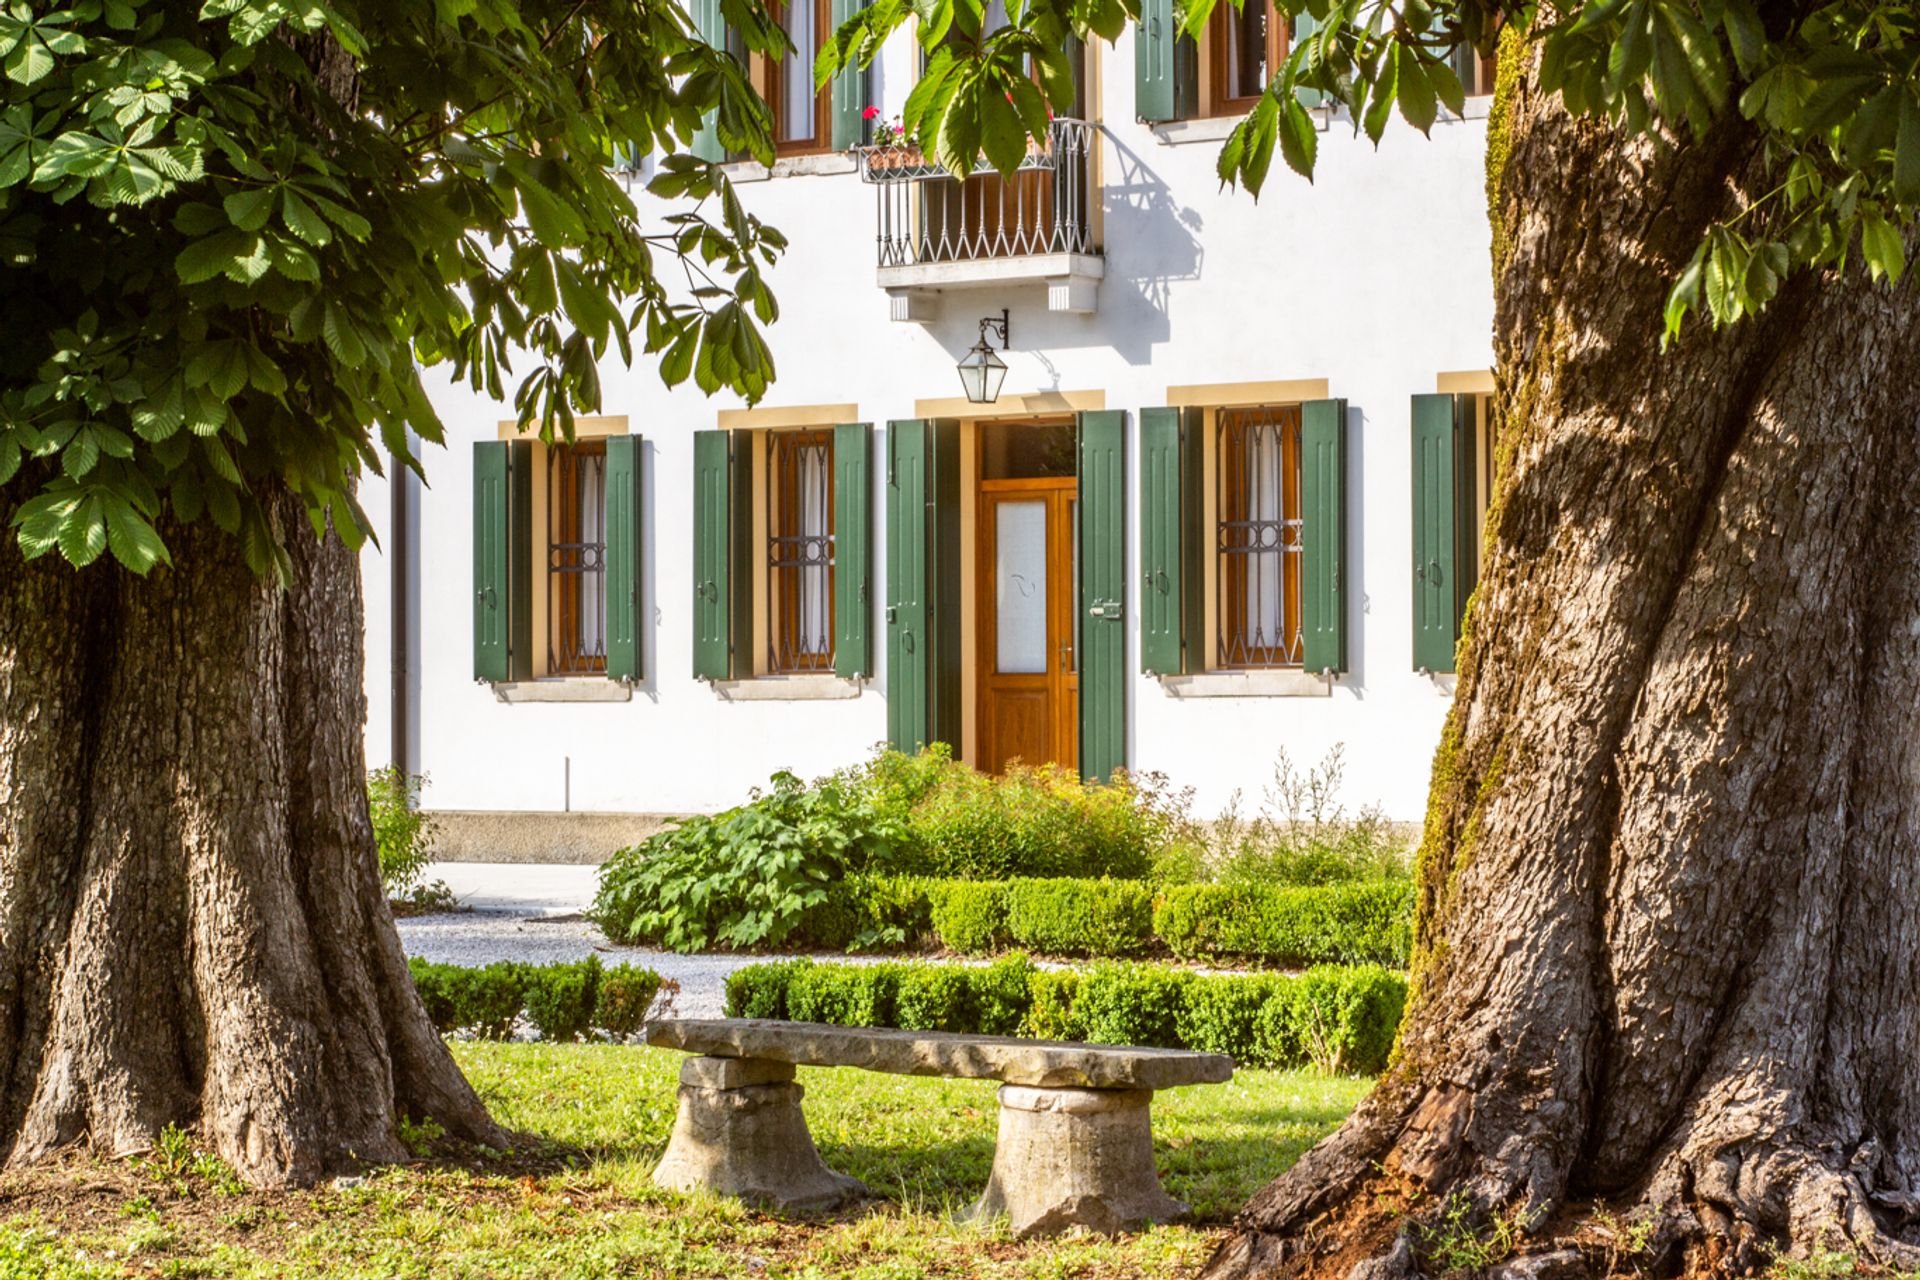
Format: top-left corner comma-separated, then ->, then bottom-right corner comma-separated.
996,501 -> 1048,674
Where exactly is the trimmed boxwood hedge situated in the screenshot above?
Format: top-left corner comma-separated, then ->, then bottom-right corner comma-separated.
408,958 -> 664,1042
1152,881 -> 1413,967
721,956 -> 1407,1074
788,875 -> 1412,968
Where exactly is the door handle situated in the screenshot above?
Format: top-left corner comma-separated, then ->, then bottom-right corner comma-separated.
1087,599 -> 1122,620
476,586 -> 496,610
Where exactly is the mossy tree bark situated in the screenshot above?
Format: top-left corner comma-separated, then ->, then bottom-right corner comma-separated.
1202,44 -> 1920,1280
0,484 -> 503,1187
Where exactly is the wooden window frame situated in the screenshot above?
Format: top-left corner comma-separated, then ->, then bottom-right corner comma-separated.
765,0 -> 836,157
1213,404 -> 1305,670
765,428 -> 837,673
1207,0 -> 1288,118
547,439 -> 609,676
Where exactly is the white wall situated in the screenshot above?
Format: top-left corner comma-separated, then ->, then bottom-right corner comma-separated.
360,23 -> 1492,821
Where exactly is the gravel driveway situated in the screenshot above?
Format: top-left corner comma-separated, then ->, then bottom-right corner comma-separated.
395,861 -> 897,1019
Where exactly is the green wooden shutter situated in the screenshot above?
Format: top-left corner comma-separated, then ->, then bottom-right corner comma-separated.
1301,398 -> 1347,674
1139,406 -> 1203,676
1079,410 -> 1127,782
472,440 -> 531,683
688,0 -> 725,162
885,419 -> 960,753
692,429 -> 734,680
1135,0 -> 1178,122
1411,393 -> 1478,673
1292,12 -> 1326,108
834,422 -> 871,679
829,0 -> 870,149
604,434 -> 644,682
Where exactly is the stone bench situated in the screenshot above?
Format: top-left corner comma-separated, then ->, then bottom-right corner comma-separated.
644,1018 -> 1233,1237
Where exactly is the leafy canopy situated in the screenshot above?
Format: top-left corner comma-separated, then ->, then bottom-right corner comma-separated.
0,0 -> 793,575
822,0 -> 1920,338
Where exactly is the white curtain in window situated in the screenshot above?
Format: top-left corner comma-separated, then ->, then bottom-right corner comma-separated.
1245,425 -> 1284,648
782,0 -> 817,142
579,454 -> 607,658
799,444 -> 831,654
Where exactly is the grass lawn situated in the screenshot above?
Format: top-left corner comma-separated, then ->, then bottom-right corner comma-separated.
0,1043 -> 1369,1279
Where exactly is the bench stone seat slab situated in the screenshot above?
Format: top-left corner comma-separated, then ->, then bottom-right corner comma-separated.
644,1019 -> 1233,1090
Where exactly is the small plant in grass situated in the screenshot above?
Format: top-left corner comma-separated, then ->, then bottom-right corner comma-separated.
1174,747 -> 1412,887
396,1114 -> 445,1158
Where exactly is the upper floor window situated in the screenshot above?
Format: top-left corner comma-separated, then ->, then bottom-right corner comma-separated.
1212,0 -> 1288,115
766,429 -> 836,672
770,0 -> 833,155
1216,404 -> 1303,668
549,441 -> 608,675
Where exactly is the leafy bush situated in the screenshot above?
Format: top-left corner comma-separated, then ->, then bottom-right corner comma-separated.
898,761 -> 1173,881
1021,969 -> 1083,1041
792,874 -> 935,951
972,953 -> 1036,1036
786,961 -> 902,1027
1153,881 -> 1413,966
1072,964 -> 1193,1048
1003,879 -> 1154,956
725,960 -> 800,1020
926,880 -> 1008,954
721,957 -> 1407,1073
523,957 -> 601,1042
369,767 -> 439,897
407,958 -> 663,1041
895,965 -> 976,1033
593,769 -> 901,951
448,962 -> 529,1040
594,966 -> 665,1038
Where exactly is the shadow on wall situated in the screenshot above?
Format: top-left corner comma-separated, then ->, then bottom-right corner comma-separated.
1094,132 -> 1206,364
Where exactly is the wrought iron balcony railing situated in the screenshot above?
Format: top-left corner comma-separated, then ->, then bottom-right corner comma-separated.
856,118 -> 1096,268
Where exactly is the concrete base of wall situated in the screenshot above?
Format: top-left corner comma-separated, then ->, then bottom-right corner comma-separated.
428,811 -> 685,864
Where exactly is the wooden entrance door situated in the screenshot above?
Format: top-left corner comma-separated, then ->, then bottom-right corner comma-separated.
978,477 -> 1078,774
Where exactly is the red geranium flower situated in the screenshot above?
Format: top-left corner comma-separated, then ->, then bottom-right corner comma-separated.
863,105 -> 880,120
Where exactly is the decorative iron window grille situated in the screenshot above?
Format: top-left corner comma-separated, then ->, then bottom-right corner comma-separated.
1217,405 -> 1304,668
767,430 -> 835,673
548,441 -> 608,676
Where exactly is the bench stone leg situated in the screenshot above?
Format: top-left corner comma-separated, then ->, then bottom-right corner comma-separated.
969,1084 -> 1189,1238
651,1056 -> 867,1213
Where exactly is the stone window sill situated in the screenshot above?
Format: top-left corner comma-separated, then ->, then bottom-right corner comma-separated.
722,153 -> 860,184
1156,669 -> 1332,698
709,675 -> 864,702
492,679 -> 633,704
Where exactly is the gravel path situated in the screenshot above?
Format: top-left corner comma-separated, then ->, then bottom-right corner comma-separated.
395,862 -> 898,1019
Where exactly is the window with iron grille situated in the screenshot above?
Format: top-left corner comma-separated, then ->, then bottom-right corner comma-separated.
548,441 -> 608,675
767,430 -> 835,672
1217,405 -> 1304,668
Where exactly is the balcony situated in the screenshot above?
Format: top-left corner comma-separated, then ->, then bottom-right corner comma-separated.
857,117 -> 1103,322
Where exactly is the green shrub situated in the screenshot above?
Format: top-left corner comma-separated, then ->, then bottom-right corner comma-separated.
448,962 -> 529,1040
725,960 -> 799,1020
522,958 -> 601,1042
1072,963 -> 1194,1048
593,966 -> 664,1038
1181,747 -> 1412,886
369,767 -> 439,896
1153,880 -> 1413,967
593,769 -> 902,952
895,965 -> 976,1033
1004,878 -> 1154,956
407,958 -> 461,1034
900,762 -> 1170,881
715,956 -> 1406,1072
927,880 -> 1009,954
1260,965 -> 1408,1074
786,961 -> 902,1027
1021,970 -> 1083,1041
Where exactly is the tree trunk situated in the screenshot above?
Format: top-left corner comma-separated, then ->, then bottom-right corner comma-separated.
0,484 -> 503,1187
1203,44 -> 1920,1280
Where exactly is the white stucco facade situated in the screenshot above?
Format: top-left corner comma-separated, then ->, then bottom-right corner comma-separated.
359,23 -> 1494,823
